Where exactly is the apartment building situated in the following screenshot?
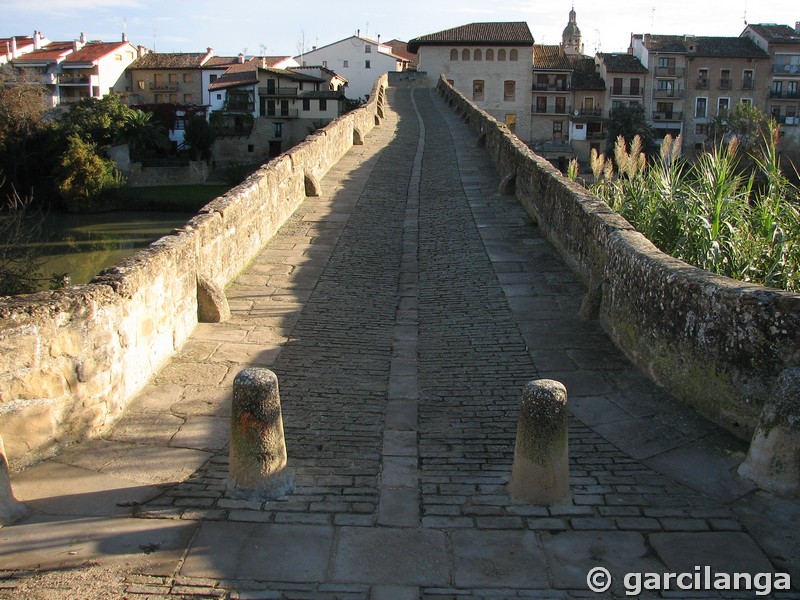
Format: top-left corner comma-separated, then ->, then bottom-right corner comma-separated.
408,22 -> 535,141
631,34 -> 769,153
296,34 -> 407,101
127,49 -> 218,106
56,35 -> 139,105
1,32 -> 48,65
208,62 -> 347,163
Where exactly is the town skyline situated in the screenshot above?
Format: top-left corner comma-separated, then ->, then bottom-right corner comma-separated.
4,0 -> 799,58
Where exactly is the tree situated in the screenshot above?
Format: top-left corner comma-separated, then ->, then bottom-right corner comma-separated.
184,116 -> 215,160
0,66 -> 53,197
57,93 -> 134,147
120,109 -> 170,161
56,135 -> 124,212
707,104 -> 772,157
0,174 -> 46,295
605,104 -> 657,158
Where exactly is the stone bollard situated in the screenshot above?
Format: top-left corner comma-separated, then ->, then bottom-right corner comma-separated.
0,435 -> 29,527
227,368 -> 294,500
738,368 -> 800,498
509,379 -> 570,505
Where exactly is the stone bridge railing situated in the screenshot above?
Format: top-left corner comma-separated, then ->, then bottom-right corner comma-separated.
0,76 -> 388,470
437,76 -> 800,443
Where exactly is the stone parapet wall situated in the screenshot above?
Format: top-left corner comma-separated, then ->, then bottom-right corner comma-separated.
0,75 -> 388,470
437,76 -> 800,440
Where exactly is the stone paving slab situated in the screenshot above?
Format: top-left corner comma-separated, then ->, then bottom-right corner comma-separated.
4,84 -> 800,599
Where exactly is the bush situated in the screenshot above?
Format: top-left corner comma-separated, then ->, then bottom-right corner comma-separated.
56,135 -> 125,212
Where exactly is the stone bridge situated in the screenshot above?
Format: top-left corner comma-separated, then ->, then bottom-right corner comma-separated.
0,77 -> 798,597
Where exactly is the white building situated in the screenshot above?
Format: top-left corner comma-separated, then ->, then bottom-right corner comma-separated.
57,35 -> 139,105
295,34 -> 407,101
407,22 -> 535,142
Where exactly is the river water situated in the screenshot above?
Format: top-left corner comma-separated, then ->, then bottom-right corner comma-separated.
31,210 -> 194,289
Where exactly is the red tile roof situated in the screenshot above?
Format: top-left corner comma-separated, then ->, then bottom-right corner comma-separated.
408,22 -> 534,53
12,41 -> 74,64
129,52 -> 210,69
534,45 -> 573,70
746,24 -> 800,45
61,41 -> 131,65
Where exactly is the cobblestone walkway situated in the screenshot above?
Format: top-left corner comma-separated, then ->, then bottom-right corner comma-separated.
3,85 -> 799,599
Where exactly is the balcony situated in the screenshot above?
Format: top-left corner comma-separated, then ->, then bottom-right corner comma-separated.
265,109 -> 299,119
533,83 -> 571,92
259,86 -> 298,97
653,88 -> 684,99
742,79 -> 754,90
577,107 -> 603,117
719,79 -> 732,90
655,66 -> 685,77
770,90 -> 800,100
532,105 -> 571,115
150,82 -> 179,91
57,73 -> 90,85
610,87 -> 643,97
653,111 -> 683,121
772,64 -> 800,74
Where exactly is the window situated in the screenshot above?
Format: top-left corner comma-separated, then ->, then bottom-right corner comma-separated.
267,100 -> 276,116
555,97 -> 566,113
510,49 -> 518,61
695,97 -> 707,118
168,73 -> 178,84
553,121 -> 563,139
535,96 -> 547,113
498,49 -> 506,61
656,79 -> 673,96
154,93 -> 163,103
462,49 -> 470,61
114,54 -> 122,61
720,69 -> 731,89
697,68 -> 709,88
183,73 -> 192,83
342,60 -> 349,68
319,98 -> 328,111
486,49 -> 494,61
450,49 -> 458,61
741,98 -> 752,107
742,69 -> 753,89
174,118 -> 186,130
169,93 -> 177,103
504,80 -> 515,101
137,80 -> 144,90
718,97 -> 730,117
472,80 -> 484,101
248,144 -> 254,153
210,74 -> 218,83
274,122 -> 282,138
184,94 -> 192,103
365,60 -> 371,69
303,98 -> 310,111
695,124 -> 709,135
612,77 -> 623,95
365,45 -> 371,53
474,49 -> 482,61
216,93 -> 222,100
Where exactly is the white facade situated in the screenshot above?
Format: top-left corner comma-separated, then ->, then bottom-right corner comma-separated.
416,45 -> 534,142
295,36 -> 405,101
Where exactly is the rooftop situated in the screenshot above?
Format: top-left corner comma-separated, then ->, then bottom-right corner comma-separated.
407,22 -> 534,53
597,52 -> 648,73
533,44 -> 573,70
129,52 -> 212,70
61,41 -> 132,65
643,34 -> 769,58
745,23 -> 800,44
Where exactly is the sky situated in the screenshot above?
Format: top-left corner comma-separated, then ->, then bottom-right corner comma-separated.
3,0 -> 799,58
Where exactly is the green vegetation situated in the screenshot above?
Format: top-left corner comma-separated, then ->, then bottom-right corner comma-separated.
56,134 -> 125,212
588,128 -> 800,292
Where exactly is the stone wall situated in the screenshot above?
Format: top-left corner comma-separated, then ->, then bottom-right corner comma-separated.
437,76 -> 800,441
126,161 -> 209,187
0,75 -> 388,471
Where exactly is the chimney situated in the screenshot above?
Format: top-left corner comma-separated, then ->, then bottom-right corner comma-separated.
80,32 -> 87,44
10,36 -> 17,59
796,22 -> 800,35
377,34 -> 381,44
238,52 -> 245,64
33,31 -> 42,50
357,29 -> 360,38
122,32 -> 128,43
138,45 -> 147,58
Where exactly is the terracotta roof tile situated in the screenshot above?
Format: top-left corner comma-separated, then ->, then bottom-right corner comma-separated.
598,52 -> 648,73
644,34 -> 768,57
534,45 -> 572,70
407,22 -> 534,53
129,52 -> 209,69
12,41 -> 74,63
746,24 -> 800,45
62,41 -> 131,65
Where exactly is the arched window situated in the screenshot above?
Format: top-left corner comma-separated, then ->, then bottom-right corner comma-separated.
486,49 -> 494,61
450,49 -> 458,61
474,49 -> 482,61
510,49 -> 519,61
462,49 -> 470,61
498,49 -> 506,61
